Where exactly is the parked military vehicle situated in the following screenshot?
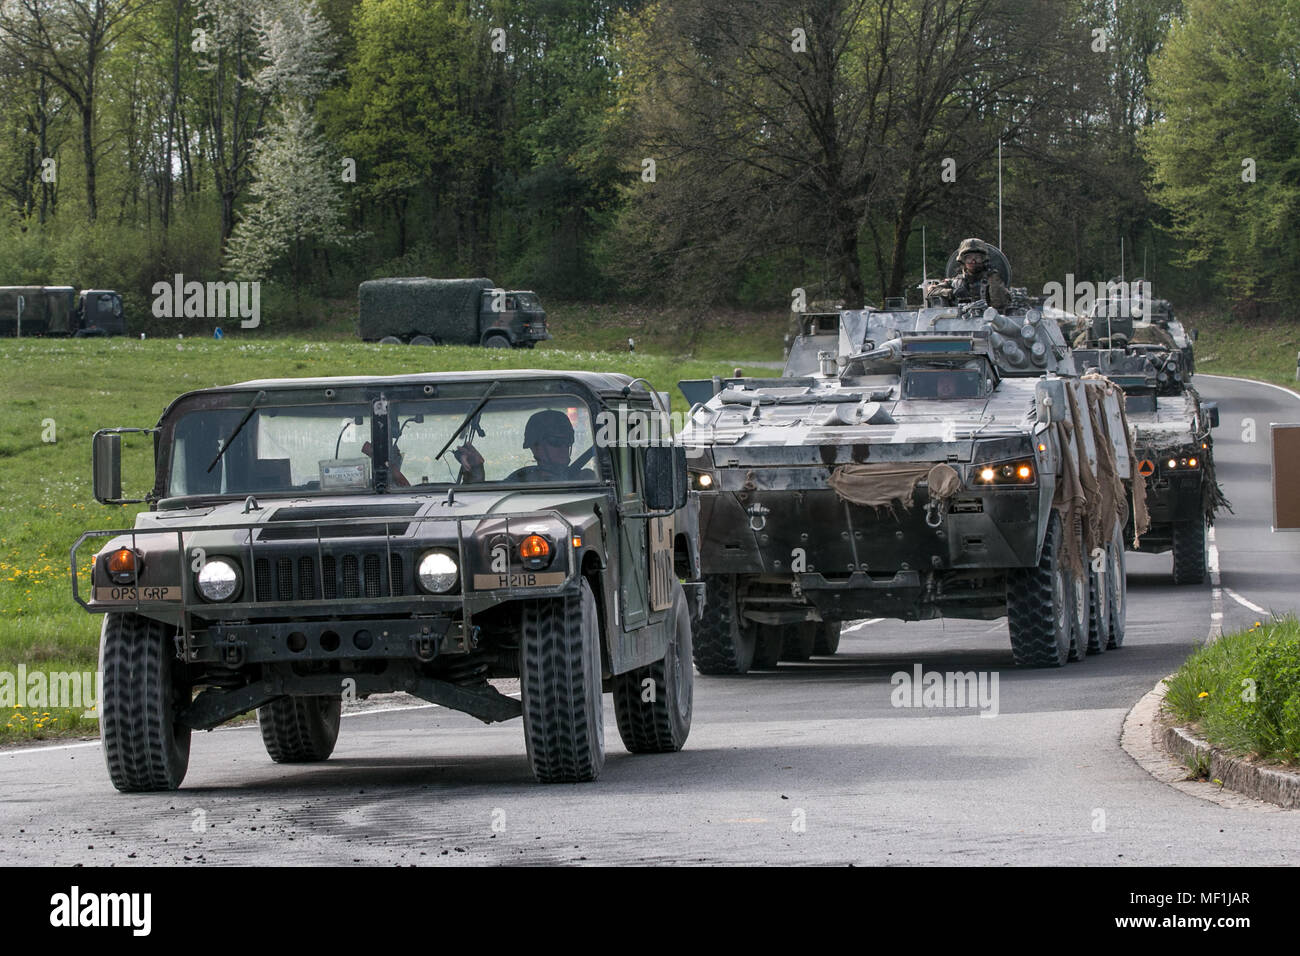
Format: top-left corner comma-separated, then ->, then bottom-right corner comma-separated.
74,370 -> 695,791
1072,345 -> 1226,583
0,286 -> 125,337
679,297 -> 1139,672
357,277 -> 549,349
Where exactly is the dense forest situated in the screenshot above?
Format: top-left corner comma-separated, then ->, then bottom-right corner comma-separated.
0,0 -> 1295,331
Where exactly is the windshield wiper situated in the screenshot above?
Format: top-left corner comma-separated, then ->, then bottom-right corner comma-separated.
207,390 -> 267,473
435,382 -> 500,461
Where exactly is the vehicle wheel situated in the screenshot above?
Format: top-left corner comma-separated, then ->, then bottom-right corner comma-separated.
1085,537 -> 1111,655
1106,522 -> 1127,649
813,619 -> 842,655
257,695 -> 342,763
1172,516 -> 1207,585
483,334 -> 510,348
521,578 -> 605,782
691,574 -> 757,675
779,622 -> 817,662
751,624 -> 784,669
1066,520 -> 1091,662
410,335 -> 435,346
1006,511 -> 1072,667
100,612 -> 191,792
613,581 -> 693,753
378,335 -> 402,345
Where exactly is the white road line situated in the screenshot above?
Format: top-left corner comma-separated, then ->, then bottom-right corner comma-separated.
2,740 -> 101,755
1208,525 -> 1223,642
1197,372 -> 1300,404
1224,588 -> 1269,617
842,618 -> 884,634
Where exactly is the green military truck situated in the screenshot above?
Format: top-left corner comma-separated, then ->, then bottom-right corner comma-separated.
0,286 -> 126,337
357,277 -> 550,349
74,370 -> 696,790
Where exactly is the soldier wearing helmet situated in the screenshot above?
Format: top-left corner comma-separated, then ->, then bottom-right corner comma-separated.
924,238 -> 1010,309
454,408 -> 594,483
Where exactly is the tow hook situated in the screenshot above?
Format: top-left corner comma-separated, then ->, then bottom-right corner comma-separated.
411,634 -> 437,662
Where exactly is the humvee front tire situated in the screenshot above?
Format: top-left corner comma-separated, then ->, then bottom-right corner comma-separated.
1006,511 -> 1072,667
1172,517 -> 1207,585
692,574 -> 757,675
813,619 -> 842,656
257,696 -> 342,763
613,582 -> 693,753
521,578 -> 605,782
100,612 -> 191,792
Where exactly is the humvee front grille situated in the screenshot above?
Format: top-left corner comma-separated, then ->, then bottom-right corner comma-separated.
253,551 -> 406,602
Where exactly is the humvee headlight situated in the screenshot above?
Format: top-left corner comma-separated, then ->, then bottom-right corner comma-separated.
417,550 -> 459,593
519,534 -> 553,571
1168,458 -> 1178,469
972,459 -> 1036,486
196,558 -> 240,602
104,547 -> 141,584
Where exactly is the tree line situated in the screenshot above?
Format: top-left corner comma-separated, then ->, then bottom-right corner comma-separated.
0,0 -> 1294,330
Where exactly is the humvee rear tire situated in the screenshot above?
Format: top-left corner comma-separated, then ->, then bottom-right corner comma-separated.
1006,511 -> 1072,667
521,578 -> 605,782
779,622 -> 817,662
751,624 -> 784,669
1172,517 -> 1207,585
100,612 -> 191,792
483,334 -> 510,348
613,582 -> 693,753
257,696 -> 342,763
1106,523 -> 1127,649
813,619 -> 842,656
692,574 -> 757,675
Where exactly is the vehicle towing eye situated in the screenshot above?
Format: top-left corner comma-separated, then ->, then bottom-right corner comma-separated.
925,498 -> 947,529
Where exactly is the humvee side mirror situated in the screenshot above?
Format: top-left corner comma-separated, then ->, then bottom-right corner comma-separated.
93,432 -> 121,503
644,444 -> 687,512
93,428 -> 154,505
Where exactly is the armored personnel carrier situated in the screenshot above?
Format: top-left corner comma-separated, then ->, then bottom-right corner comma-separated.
1072,344 -> 1226,583
679,298 -> 1139,672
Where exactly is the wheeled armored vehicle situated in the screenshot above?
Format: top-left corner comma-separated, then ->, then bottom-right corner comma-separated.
679,297 -> 1140,671
74,370 -> 694,790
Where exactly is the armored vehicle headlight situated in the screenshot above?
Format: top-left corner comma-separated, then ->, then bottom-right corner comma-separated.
690,471 -> 716,490
972,459 -> 1036,486
104,547 -> 142,584
197,558 -> 240,602
519,534 -> 553,571
417,550 -> 459,593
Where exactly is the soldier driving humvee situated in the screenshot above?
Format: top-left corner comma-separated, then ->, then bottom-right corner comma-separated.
455,409 -> 595,483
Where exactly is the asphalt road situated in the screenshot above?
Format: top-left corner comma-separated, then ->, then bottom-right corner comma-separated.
2,373 -> 1297,866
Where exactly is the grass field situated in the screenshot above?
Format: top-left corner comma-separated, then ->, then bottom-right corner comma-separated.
1184,311 -> 1300,392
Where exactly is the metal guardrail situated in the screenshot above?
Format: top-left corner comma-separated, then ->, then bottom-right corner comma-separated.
70,509 -> 578,615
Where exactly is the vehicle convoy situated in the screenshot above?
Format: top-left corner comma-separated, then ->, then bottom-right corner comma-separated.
74,370 -> 695,791
0,286 -> 126,337
357,277 -> 549,348
678,257 -> 1141,672
1072,338 -> 1227,584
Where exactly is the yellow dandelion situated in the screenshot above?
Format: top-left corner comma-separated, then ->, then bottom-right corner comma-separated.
1198,691 -> 1210,698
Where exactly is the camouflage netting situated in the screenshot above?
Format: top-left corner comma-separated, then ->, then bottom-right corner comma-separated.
826,462 -> 962,518
1129,324 -> 1177,349
1185,383 -> 1233,524
357,277 -> 492,341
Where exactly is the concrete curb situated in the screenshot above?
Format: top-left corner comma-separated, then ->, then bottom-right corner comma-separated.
1122,675 -> 1300,811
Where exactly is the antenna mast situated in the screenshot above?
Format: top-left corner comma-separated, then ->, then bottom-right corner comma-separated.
997,139 -> 1003,252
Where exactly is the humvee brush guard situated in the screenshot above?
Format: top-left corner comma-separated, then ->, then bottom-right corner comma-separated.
75,371 -> 696,790
679,300 -> 1139,671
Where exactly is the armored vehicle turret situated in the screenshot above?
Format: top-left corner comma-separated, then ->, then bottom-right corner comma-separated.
679,300 -> 1139,672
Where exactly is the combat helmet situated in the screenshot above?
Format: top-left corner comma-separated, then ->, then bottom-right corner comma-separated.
522,409 -> 575,449
956,238 -> 988,259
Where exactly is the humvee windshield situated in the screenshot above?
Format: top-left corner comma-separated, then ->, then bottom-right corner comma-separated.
166,395 -> 598,497
901,360 -> 989,400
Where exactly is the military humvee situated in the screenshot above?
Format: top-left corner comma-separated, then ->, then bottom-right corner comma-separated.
679,299 -> 1138,671
1072,346 -> 1226,583
74,370 -> 695,791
